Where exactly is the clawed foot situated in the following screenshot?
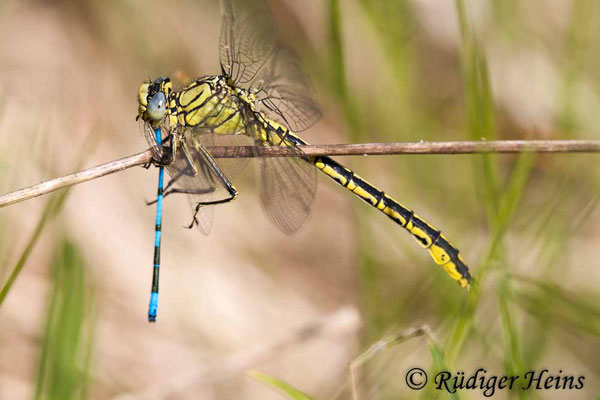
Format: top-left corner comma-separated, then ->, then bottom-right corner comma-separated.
185,218 -> 197,229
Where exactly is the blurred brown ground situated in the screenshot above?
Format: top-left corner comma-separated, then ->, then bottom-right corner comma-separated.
1,0 -> 600,399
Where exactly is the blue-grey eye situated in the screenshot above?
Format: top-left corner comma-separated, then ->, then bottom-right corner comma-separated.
147,92 -> 167,121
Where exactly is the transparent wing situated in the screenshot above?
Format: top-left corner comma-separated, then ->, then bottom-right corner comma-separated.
195,130 -> 254,179
259,155 -> 317,234
219,0 -> 321,132
139,119 -> 166,160
220,0 -> 277,85
164,130 -> 237,235
255,127 -> 317,234
251,47 -> 321,132
190,132 -> 255,234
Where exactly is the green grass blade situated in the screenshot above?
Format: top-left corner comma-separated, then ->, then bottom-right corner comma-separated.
326,0 -> 361,137
512,277 -> 600,338
455,0 -> 500,222
558,0 -> 595,135
34,239 -> 95,400
359,0 -> 418,139
327,0 -> 346,102
0,189 -> 70,307
0,130 -> 96,307
444,1 -> 538,369
445,152 -> 534,363
497,272 -> 528,400
248,370 -> 314,400
420,339 -> 460,400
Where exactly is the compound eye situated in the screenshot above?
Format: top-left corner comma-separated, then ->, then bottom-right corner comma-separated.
147,92 -> 167,121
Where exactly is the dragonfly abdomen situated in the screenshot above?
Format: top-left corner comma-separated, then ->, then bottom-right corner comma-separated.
268,126 -> 472,288
313,155 -> 471,288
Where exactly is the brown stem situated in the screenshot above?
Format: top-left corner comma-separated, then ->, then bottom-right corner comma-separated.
1,140 -> 599,208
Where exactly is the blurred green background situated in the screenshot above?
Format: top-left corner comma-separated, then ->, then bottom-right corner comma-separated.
1,0 -> 600,399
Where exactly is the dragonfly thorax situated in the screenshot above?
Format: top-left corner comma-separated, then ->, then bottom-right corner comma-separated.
138,74 -> 267,135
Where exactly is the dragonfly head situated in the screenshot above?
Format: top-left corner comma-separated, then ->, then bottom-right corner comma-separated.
137,77 -> 173,125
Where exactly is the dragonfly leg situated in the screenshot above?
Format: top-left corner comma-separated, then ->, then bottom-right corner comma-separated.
275,128 -> 290,146
183,142 -> 240,229
196,144 -> 238,199
171,131 -> 181,164
186,192 -> 238,229
146,171 -> 183,205
145,158 -> 201,205
180,139 -> 199,176
145,187 -> 217,205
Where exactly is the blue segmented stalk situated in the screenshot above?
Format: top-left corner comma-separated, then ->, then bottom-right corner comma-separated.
148,126 -> 163,322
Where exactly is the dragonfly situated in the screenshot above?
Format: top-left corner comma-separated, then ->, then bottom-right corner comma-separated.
137,0 -> 472,322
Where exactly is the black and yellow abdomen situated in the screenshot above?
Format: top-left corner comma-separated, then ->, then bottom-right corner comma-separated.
256,114 -> 472,289
312,155 -> 471,288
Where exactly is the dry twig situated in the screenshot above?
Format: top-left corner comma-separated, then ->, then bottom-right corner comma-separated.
1,140 -> 599,208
